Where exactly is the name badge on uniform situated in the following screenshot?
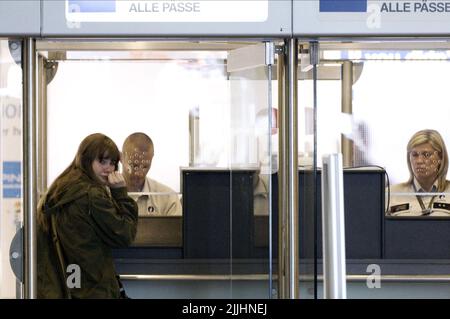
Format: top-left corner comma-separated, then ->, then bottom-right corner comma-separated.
390,203 -> 409,214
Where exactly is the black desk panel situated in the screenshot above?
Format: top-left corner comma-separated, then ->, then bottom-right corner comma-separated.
113,168 -> 450,261
268,169 -> 385,259
182,170 -> 255,258
304,170 -> 384,259
182,168 -> 385,260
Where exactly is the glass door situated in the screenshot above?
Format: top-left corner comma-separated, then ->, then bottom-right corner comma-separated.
227,42 -> 276,298
297,41 -> 328,299
36,40 -> 277,298
300,39 -> 450,299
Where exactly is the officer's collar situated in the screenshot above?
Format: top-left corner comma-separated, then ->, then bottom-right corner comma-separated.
413,178 -> 438,192
142,178 -> 152,193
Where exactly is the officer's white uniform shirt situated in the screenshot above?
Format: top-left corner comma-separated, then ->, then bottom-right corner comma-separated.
129,177 -> 182,216
388,179 -> 450,216
254,174 -> 269,216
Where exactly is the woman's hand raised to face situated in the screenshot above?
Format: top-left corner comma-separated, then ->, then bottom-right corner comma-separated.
108,171 -> 126,188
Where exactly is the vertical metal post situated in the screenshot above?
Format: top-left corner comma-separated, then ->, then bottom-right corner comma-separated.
321,154 -> 347,299
37,55 -> 48,195
287,39 -> 299,299
23,38 -> 37,299
265,41 -> 274,298
341,61 -> 353,167
278,38 -> 299,299
277,46 -> 286,298
309,41 -> 320,300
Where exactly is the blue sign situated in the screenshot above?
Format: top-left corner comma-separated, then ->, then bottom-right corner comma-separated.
2,161 -> 21,198
320,0 -> 367,12
68,0 -> 116,13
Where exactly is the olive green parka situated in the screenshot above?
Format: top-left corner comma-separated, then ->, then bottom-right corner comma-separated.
37,177 -> 138,299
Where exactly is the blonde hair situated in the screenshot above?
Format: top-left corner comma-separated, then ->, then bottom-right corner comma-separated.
406,129 -> 449,191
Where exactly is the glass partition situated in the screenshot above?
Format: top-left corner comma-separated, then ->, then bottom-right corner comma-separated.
39,40 -> 276,298
227,43 -> 275,297
0,39 -> 23,298
298,42 -> 335,299
299,40 -> 450,299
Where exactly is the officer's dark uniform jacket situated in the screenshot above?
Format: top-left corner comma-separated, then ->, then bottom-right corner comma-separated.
37,177 -> 138,298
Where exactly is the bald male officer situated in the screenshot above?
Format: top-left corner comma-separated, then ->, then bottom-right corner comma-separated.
122,132 -> 182,216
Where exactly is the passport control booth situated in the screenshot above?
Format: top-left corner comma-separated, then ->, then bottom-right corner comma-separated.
1,0 -> 450,299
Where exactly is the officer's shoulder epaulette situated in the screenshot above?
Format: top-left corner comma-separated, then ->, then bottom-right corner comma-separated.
433,202 -> 450,211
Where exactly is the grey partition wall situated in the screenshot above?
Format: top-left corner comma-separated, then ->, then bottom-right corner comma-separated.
294,0 -> 450,36
42,0 -> 291,37
384,219 -> 450,259
0,1 -> 40,36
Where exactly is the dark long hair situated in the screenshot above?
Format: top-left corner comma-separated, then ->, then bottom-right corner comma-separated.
38,133 -> 120,232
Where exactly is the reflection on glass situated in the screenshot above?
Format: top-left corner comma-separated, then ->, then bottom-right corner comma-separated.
253,172 -> 269,216
387,129 -> 450,217
253,106 -> 276,217
352,121 -> 372,166
47,49 -> 228,194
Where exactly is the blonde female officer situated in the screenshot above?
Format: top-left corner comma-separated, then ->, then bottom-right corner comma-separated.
388,129 -> 450,216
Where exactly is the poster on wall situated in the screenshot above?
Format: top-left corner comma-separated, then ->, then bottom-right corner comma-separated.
0,48 -> 23,297
2,161 -> 21,199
